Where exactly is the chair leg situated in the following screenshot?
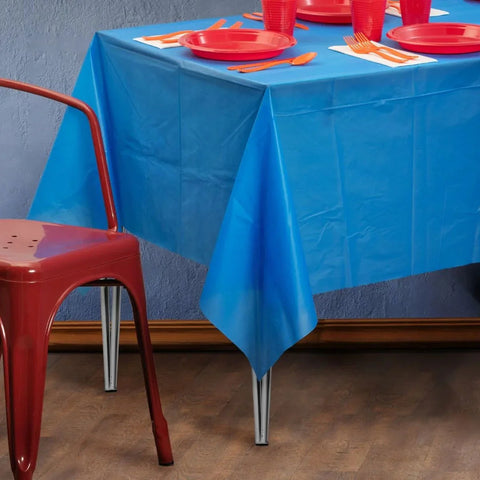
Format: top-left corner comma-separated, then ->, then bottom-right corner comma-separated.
0,288 -> 56,480
124,272 -> 173,466
100,285 -> 121,391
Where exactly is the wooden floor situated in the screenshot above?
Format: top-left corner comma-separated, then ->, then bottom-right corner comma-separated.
1,349 -> 480,479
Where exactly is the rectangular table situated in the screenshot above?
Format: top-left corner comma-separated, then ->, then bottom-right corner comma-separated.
30,0 -> 480,443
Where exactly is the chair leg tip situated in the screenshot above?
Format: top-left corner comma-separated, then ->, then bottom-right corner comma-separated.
159,460 -> 174,466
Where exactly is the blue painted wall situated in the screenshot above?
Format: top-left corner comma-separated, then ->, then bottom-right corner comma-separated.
2,0 -> 480,322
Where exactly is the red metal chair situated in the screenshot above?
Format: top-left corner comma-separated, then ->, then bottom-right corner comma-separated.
0,78 -> 173,479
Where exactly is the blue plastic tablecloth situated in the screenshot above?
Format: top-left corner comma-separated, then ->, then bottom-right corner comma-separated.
30,0 -> 480,378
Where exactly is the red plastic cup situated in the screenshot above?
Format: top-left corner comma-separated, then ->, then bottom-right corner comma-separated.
399,0 -> 432,25
261,0 -> 298,36
351,0 -> 386,41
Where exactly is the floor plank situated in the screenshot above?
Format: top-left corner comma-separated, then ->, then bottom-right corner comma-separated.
0,349 -> 479,478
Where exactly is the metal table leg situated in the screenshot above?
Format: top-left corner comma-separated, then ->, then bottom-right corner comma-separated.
100,285 -> 121,392
252,367 -> 272,445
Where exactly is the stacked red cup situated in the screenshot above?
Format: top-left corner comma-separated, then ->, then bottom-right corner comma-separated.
351,0 -> 386,41
399,0 -> 432,25
261,0 -> 298,36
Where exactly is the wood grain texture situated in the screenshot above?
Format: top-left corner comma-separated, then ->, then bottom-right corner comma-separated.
1,350 -> 480,478
48,318 -> 480,351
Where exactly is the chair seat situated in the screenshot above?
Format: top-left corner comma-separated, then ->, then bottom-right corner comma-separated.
0,219 -> 139,282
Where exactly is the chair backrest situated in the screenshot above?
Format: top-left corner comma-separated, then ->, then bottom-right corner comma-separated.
0,78 -> 118,231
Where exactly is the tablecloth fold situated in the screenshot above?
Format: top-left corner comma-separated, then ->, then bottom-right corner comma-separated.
200,90 -> 317,379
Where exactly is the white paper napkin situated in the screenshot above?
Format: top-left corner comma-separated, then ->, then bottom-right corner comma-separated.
385,5 -> 449,17
329,43 -> 437,68
134,34 -> 186,49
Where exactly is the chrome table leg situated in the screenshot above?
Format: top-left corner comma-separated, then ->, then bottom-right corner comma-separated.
100,285 -> 121,391
252,367 -> 272,445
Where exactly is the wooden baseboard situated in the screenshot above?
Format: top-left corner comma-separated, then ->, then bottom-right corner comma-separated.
48,318 -> 480,351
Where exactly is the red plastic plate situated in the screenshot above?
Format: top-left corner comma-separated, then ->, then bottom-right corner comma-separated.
386,22 -> 480,54
296,0 -> 352,24
178,29 -> 296,61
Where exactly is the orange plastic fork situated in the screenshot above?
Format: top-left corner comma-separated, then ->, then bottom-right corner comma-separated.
143,30 -> 193,41
354,32 -> 418,61
206,18 -> 228,30
228,21 -> 244,29
162,20 -> 243,44
143,18 -> 227,42
387,0 -> 401,12
343,35 -> 406,63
